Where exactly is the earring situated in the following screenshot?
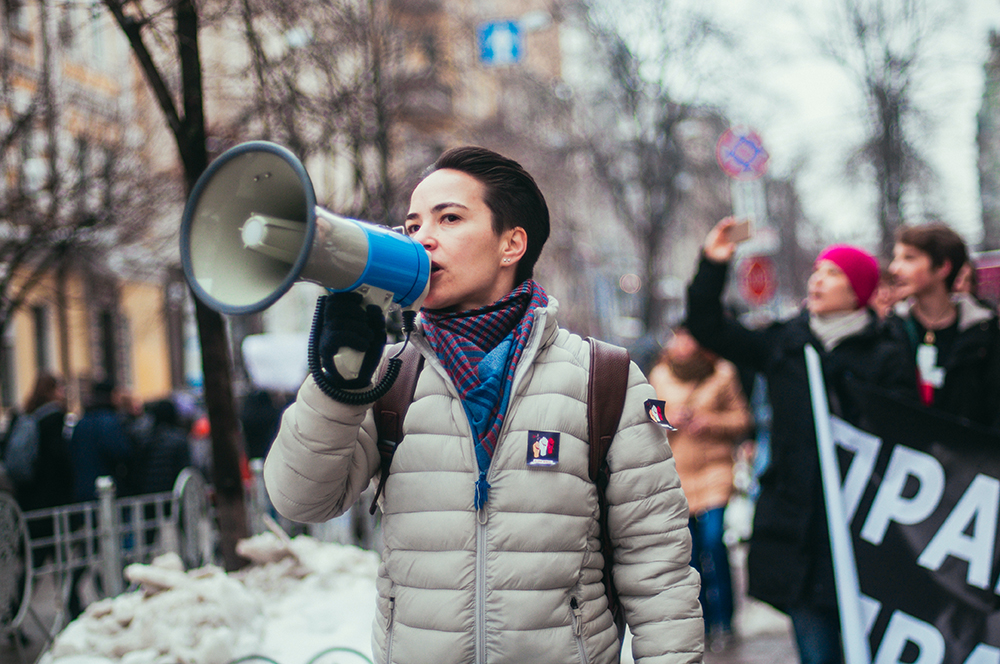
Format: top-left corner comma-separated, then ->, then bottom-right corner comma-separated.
503,258 -> 510,263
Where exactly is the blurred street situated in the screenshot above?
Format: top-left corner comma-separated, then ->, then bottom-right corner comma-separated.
704,543 -> 798,664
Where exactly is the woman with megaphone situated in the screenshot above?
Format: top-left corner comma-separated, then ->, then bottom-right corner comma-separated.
263,146 -> 703,664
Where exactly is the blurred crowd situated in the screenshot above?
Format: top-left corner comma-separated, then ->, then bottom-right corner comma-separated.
646,218 -> 999,659
0,376 -> 293,535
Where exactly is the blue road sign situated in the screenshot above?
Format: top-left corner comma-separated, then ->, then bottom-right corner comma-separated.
477,20 -> 521,66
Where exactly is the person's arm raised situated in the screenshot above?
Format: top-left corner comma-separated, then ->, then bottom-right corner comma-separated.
704,217 -> 740,264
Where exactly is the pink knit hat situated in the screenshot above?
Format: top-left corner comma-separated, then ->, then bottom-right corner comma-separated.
815,245 -> 880,308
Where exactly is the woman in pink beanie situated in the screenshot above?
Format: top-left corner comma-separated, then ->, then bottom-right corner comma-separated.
684,218 -> 916,664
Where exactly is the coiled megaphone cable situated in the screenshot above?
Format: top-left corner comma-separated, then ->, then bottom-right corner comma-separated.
307,297 -> 417,405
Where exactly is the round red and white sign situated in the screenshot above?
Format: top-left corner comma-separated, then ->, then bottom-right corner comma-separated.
716,126 -> 769,181
739,255 -> 776,305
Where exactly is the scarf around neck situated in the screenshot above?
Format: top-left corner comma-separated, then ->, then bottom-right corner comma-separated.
809,308 -> 871,351
421,280 -> 549,509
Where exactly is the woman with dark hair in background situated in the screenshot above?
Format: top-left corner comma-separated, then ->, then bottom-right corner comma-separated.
14,372 -> 74,553
686,217 -> 915,664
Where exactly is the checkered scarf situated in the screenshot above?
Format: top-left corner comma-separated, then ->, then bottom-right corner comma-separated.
422,280 -> 548,509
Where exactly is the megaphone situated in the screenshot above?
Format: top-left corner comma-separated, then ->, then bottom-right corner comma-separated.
180,140 -> 429,316
180,141 -> 430,401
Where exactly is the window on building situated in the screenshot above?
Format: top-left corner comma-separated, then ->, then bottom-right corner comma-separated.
4,0 -> 30,38
0,327 -> 15,410
100,146 -> 113,211
75,136 -> 90,215
32,305 -> 50,371
99,309 -> 117,383
90,10 -> 105,69
57,5 -> 74,48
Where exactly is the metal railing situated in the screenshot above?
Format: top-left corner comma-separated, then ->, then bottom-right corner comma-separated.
0,467 -> 214,660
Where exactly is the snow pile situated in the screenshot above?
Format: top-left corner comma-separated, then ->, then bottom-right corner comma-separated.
39,533 -> 380,664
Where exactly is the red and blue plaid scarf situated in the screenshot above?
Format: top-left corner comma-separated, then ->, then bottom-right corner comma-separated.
422,280 -> 548,509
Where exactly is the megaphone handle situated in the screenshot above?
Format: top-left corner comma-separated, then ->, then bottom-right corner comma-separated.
307,296 -> 414,405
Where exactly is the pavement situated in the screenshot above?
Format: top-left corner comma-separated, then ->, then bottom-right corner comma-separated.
2,543 -> 800,664
2,571 -> 64,664
619,541 -> 799,664
704,542 -> 799,664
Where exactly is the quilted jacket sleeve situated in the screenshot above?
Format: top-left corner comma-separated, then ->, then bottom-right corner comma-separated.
606,362 -> 704,663
262,375 -> 381,523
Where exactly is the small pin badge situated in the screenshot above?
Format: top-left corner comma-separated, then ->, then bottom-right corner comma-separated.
527,431 -> 560,466
644,399 -> 677,431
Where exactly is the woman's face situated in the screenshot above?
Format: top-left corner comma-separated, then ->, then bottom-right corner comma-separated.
807,260 -> 858,315
405,169 -> 522,312
889,242 -> 948,299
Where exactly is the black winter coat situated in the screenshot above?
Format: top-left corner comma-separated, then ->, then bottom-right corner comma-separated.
884,295 -> 1000,432
686,255 -> 915,611
18,403 -> 74,512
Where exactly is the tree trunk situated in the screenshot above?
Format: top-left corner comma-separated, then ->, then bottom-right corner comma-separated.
105,0 -> 250,570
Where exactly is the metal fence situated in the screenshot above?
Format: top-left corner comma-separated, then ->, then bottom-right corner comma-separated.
0,468 -> 214,661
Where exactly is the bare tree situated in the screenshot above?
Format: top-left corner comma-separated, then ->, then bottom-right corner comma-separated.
232,0 -> 400,223
574,2 -> 733,335
0,1 -> 169,408
815,0 -> 946,258
101,0 -> 249,571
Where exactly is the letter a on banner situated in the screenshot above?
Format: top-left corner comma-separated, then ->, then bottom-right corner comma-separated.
805,345 -> 872,664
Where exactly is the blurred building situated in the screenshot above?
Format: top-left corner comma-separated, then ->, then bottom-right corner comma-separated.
2,0 -> 807,421
0,2 -> 180,415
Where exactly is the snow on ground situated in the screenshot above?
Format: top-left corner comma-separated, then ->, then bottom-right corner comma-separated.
38,533 -> 379,664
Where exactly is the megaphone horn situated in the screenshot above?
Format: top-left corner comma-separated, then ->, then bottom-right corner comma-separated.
180,141 -> 430,403
179,140 -> 429,317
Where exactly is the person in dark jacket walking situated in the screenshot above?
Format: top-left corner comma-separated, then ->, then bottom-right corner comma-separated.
14,372 -> 73,512
69,380 -> 134,503
14,372 -> 74,572
139,399 -> 192,495
685,217 -> 916,664
886,222 -> 1000,431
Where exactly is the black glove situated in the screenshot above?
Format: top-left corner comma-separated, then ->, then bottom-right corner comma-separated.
317,291 -> 387,390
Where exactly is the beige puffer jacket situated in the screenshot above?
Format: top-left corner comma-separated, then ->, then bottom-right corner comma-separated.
264,299 -> 703,664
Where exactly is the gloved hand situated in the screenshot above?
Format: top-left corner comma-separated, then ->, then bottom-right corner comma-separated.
317,291 -> 387,390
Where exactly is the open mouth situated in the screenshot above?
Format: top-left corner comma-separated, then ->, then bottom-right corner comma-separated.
430,263 -> 443,276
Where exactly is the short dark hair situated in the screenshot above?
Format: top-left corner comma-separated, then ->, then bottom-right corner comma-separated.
430,146 -> 550,284
896,222 -> 968,290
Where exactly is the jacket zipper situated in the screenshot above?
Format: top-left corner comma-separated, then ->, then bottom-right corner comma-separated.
475,512 -> 488,663
570,597 -> 589,664
472,316 -> 548,664
386,596 -> 396,664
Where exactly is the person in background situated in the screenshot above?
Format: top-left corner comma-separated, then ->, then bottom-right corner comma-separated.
686,217 -> 915,664
139,399 -> 192,495
69,380 -> 134,503
265,146 -> 702,664
13,372 -> 74,578
240,388 -> 284,461
11,372 -> 73,512
647,326 -> 752,652
886,223 -> 1000,430
133,398 -> 192,547
871,266 -> 900,320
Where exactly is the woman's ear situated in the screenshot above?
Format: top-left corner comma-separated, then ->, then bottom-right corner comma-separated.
935,258 -> 953,284
502,227 -> 528,264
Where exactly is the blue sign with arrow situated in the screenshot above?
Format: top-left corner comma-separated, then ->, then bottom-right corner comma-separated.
477,20 -> 521,66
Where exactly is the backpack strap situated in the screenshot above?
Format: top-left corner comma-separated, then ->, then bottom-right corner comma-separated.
586,337 -> 631,648
369,343 -> 424,515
